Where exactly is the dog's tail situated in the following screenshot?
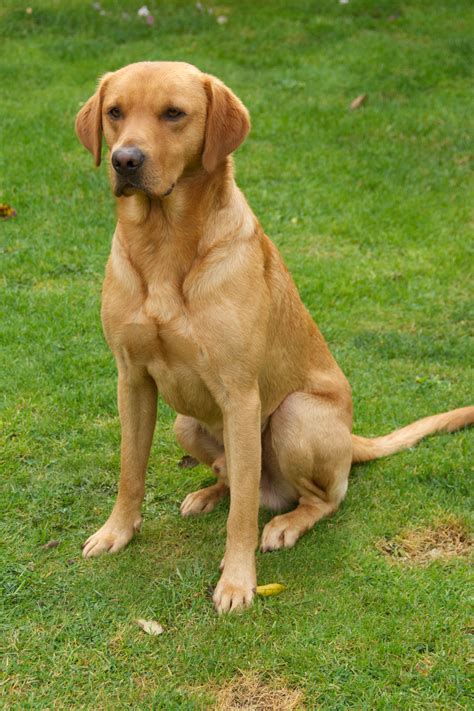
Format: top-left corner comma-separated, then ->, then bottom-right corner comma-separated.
351,406 -> 474,464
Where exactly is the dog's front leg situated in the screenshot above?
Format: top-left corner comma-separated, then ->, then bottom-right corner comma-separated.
82,368 -> 157,557
213,388 -> 261,613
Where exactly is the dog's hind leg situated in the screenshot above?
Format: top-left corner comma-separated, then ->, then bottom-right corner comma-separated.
174,415 -> 229,516
260,392 -> 352,552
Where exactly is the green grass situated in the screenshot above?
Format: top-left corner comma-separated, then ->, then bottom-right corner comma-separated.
1,0 -> 473,707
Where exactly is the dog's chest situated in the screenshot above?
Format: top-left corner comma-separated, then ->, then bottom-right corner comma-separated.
103,275 -> 220,423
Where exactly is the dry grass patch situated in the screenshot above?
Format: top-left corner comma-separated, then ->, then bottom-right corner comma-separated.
377,518 -> 473,565
415,654 -> 437,677
1,672 -> 35,702
212,672 -> 305,710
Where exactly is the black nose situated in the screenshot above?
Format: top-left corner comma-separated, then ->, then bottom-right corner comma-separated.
111,147 -> 145,176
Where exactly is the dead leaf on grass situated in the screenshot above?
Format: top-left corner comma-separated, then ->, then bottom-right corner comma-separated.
256,583 -> 286,597
377,518 -> 473,565
42,539 -> 60,549
350,94 -> 368,110
0,203 -> 17,220
136,618 -> 164,636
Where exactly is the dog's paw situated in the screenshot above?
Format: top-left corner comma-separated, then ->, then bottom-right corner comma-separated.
180,483 -> 227,517
212,572 -> 256,614
260,514 -> 301,552
82,515 -> 141,558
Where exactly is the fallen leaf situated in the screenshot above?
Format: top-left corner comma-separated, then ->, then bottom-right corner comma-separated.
0,203 -> 17,220
136,618 -> 164,636
350,94 -> 368,110
256,583 -> 286,597
42,539 -> 60,549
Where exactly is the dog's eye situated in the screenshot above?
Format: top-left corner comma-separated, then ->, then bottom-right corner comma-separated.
107,107 -> 122,120
163,107 -> 186,121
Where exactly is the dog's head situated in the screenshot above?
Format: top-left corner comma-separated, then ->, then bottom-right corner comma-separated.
75,61 -> 250,199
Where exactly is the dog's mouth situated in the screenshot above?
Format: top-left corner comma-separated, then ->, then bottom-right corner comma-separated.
114,183 -> 137,198
114,178 -> 176,200
161,182 -> 176,197
113,178 -> 146,198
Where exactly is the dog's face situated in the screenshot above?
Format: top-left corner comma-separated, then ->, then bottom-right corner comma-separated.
75,61 -> 250,199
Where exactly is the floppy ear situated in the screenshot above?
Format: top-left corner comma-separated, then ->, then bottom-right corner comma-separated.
75,73 -> 111,167
202,75 -> 250,173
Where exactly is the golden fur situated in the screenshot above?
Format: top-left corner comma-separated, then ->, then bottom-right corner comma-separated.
75,62 -> 474,613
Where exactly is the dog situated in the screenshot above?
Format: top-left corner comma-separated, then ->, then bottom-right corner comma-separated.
75,62 -> 473,613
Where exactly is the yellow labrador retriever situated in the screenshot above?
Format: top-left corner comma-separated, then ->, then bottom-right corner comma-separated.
76,62 -> 473,613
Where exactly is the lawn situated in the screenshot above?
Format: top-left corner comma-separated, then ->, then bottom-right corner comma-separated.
1,0 -> 473,708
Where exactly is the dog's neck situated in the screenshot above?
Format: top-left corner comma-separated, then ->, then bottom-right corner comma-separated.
114,157 -> 256,279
